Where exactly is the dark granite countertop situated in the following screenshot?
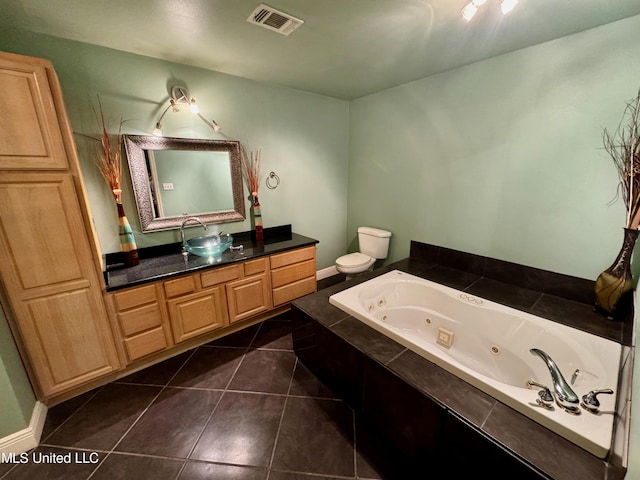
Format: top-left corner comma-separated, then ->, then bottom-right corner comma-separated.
104,225 -> 318,291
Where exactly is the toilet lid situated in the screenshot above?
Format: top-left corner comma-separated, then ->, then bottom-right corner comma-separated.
336,252 -> 372,268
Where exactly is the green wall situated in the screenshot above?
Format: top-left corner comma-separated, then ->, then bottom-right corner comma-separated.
349,15 -> 640,280
0,28 -> 350,270
348,15 -> 640,477
0,305 -> 35,438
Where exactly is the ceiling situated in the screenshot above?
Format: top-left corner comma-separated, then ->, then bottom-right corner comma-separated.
2,0 -> 640,99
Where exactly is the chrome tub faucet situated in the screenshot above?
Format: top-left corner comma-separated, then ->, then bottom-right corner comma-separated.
530,348 -> 580,413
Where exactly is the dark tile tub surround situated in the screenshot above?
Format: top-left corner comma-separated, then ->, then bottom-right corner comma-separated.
104,224 -> 318,291
408,241 -> 633,345
292,240 -> 635,480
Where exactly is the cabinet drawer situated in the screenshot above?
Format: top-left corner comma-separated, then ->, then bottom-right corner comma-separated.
273,276 -> 316,306
271,259 -> 316,289
270,246 -> 316,269
164,276 -> 197,298
123,327 -> 168,362
118,303 -> 163,337
201,264 -> 242,288
244,258 -> 267,277
113,284 -> 158,311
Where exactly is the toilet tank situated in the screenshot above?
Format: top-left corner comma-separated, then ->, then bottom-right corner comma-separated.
358,227 -> 392,259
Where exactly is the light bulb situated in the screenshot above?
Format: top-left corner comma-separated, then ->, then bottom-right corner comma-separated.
189,98 -> 199,114
501,0 -> 518,15
461,2 -> 478,21
152,123 -> 163,137
211,120 -> 221,132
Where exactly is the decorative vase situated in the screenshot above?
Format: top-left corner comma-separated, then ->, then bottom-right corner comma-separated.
252,191 -> 264,241
113,189 -> 139,267
594,227 -> 638,317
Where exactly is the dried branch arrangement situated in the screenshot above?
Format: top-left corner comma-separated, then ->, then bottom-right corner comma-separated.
86,97 -> 125,202
604,89 -> 640,229
240,146 -> 262,195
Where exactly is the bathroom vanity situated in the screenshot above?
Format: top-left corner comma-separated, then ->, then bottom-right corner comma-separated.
0,50 -> 319,406
292,241 -> 633,480
34,226 -> 318,405
104,227 -> 317,369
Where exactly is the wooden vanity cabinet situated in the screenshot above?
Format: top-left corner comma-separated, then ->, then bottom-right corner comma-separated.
108,284 -> 172,362
270,246 -> 317,306
165,260 -> 272,341
226,258 -> 272,323
107,246 -> 315,367
166,286 -> 229,344
0,51 -> 121,399
164,264 -> 236,344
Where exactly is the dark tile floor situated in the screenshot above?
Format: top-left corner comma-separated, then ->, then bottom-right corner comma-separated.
0,310 -> 387,480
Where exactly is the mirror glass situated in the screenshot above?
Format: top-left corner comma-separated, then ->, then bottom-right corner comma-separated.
123,135 -> 245,232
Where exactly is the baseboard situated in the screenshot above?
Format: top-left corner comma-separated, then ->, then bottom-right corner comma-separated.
316,265 -> 338,281
0,401 -> 47,456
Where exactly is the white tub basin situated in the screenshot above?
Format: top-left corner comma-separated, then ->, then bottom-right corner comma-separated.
329,270 -> 621,458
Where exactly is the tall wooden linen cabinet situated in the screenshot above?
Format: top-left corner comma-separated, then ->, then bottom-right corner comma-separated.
0,51 -> 121,400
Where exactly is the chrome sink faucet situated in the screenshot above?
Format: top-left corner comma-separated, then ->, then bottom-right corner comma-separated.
530,348 -> 580,412
180,217 -> 208,254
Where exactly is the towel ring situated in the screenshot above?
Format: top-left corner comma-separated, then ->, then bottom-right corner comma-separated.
266,171 -> 280,190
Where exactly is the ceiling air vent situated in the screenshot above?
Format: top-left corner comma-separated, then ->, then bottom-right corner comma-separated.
247,4 -> 304,36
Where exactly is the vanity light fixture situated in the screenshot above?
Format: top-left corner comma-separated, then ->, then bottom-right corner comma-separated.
461,0 -> 518,22
152,86 -> 220,136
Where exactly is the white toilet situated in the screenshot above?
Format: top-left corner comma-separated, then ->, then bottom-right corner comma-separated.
335,227 -> 392,277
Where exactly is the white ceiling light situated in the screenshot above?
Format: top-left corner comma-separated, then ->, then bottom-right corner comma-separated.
461,3 -> 479,21
501,0 -> 519,15
462,0 -> 519,21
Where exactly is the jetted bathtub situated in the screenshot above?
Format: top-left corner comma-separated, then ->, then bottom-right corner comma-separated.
329,270 -> 622,458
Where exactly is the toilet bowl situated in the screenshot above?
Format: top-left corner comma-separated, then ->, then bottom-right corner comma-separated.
336,227 -> 391,277
335,252 -> 376,275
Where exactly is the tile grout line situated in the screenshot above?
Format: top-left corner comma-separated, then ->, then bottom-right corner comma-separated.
529,292 -> 545,313
85,347 -> 199,480
18,322 -> 347,480
266,355 -> 298,473
175,391 -> 225,478
176,323 -> 265,472
39,385 -> 105,445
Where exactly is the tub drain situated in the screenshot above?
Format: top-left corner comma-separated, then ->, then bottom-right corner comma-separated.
490,345 -> 500,355
425,318 -> 432,325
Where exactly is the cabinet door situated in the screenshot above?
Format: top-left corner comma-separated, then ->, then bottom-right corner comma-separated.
22,290 -> 119,393
167,287 -> 229,343
226,274 -> 272,324
0,174 -> 120,396
0,55 -> 68,170
0,174 -> 92,295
